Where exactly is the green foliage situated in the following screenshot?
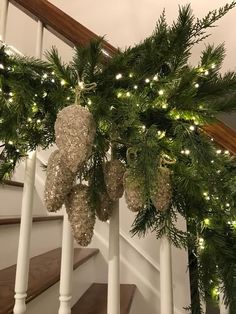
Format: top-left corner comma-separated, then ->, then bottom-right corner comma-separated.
0,3 -> 236,312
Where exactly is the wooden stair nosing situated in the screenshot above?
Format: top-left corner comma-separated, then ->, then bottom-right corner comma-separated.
0,215 -> 63,226
1,180 -> 24,188
0,248 -> 99,314
71,283 -> 136,314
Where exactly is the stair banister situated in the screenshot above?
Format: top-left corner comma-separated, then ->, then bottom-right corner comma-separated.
58,210 -> 74,314
13,21 -> 43,314
107,199 -> 120,314
0,0 -> 9,42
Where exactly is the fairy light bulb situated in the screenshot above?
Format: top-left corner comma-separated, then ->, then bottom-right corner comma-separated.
199,238 -> 205,250
162,103 -> 168,109
0,64 -> 4,69
126,92 -> 131,97
158,89 -> 164,96
189,125 -> 195,131
88,99 -> 92,105
224,150 -> 230,155
8,140 -> 13,145
145,78 -> 150,83
211,63 -> 216,69
204,218 -> 210,225
185,149 -> 190,155
133,85 -> 138,90
60,79 -> 66,86
36,119 -> 41,124
9,98 -> 13,103
51,78 -> 55,83
194,83 -> 199,88
204,70 -> 209,76
153,75 -> 158,81
129,73 -> 133,78
116,73 -> 122,80
42,73 -> 48,79
28,117 -> 32,122
117,92 -> 122,98
216,149 -> 222,154
212,287 -> 220,297
78,81 -> 84,89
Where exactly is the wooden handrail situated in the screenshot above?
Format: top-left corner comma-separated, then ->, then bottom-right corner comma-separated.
9,0 -> 236,155
204,122 -> 236,155
9,0 -> 117,56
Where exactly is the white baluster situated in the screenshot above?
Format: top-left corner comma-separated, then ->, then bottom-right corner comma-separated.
58,210 -> 74,314
13,151 -> 36,314
107,200 -> 120,314
13,20 -> 43,314
160,235 -> 174,314
220,291 -> 229,314
35,20 -> 43,59
0,0 -> 9,42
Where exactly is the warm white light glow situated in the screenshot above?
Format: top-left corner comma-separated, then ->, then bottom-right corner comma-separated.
116,73 -> 122,80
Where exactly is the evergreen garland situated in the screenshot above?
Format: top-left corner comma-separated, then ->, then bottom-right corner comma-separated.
0,3 -> 236,313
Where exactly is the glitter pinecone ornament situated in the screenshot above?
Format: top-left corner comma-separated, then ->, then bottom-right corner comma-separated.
103,159 -> 126,201
124,169 -> 145,212
96,191 -> 113,222
55,104 -> 96,173
151,166 -> 172,211
65,184 -> 95,247
44,150 -> 74,212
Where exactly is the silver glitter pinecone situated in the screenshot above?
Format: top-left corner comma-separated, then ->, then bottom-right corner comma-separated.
65,184 -> 95,247
44,150 -> 74,212
55,104 -> 96,173
124,169 -> 145,212
151,166 -> 172,211
103,159 -> 125,201
96,192 -> 113,222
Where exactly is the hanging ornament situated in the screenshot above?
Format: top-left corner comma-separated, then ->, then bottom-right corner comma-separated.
123,169 -> 145,212
96,191 -> 113,222
103,159 -> 125,201
55,104 -> 96,173
44,150 -> 74,212
65,184 -> 95,247
151,166 -> 172,211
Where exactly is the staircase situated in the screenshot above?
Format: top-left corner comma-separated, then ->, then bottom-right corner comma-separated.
0,180 -> 136,314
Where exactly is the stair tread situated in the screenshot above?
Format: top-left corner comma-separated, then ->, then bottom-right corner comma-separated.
0,215 -> 63,225
0,247 -> 99,314
1,180 -> 24,188
71,283 -> 136,314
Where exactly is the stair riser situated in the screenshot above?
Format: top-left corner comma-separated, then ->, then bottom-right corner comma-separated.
0,185 -> 45,216
0,220 -> 62,269
24,257 -> 96,314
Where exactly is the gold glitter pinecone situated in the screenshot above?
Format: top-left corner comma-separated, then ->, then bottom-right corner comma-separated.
65,184 -> 95,247
96,191 -> 113,222
124,169 -> 145,212
44,150 -> 74,212
151,166 -> 172,211
55,104 -> 96,173
103,159 -> 125,201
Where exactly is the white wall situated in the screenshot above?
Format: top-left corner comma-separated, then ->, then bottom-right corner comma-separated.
49,0 -> 236,72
